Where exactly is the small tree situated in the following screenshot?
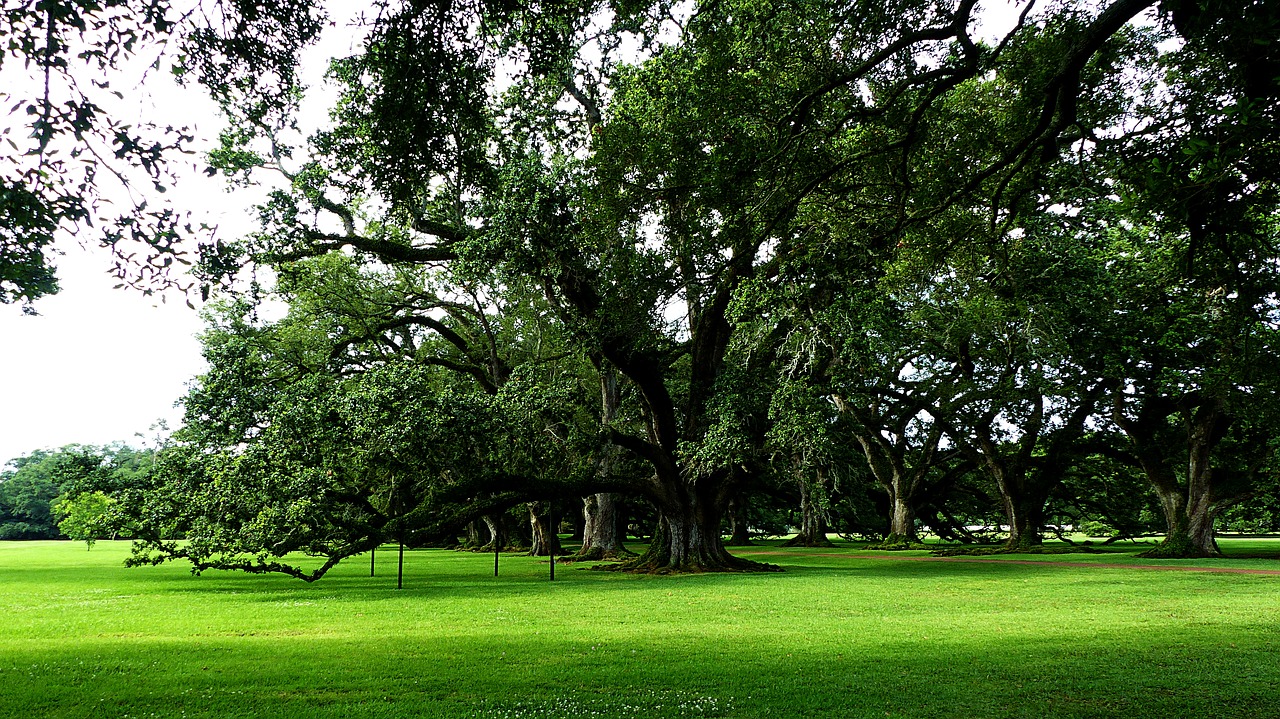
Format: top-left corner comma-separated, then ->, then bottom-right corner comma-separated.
53,491 -> 117,550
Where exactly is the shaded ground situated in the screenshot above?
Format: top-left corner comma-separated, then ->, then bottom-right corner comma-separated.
735,550 -> 1280,575
4,540 -> 1280,719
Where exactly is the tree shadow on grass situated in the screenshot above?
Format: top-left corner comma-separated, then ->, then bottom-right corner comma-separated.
10,543 -> 1278,618
2,619 -> 1278,719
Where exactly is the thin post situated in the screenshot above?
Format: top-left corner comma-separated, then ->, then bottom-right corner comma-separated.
549,551 -> 555,581
397,537 -> 404,590
370,545 -> 376,577
494,543 -> 500,577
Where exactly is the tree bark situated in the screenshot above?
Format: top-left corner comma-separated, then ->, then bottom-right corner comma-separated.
480,513 -> 515,552
968,385 -> 1100,551
1144,482 -> 1219,557
782,467 -> 835,548
842,392 -> 947,546
724,493 -> 753,546
1115,391 -> 1231,558
613,475 -> 775,572
575,492 -> 632,559
574,367 -> 635,560
1001,487 -> 1047,551
1136,454 -> 1222,558
886,493 -> 917,544
527,502 -> 561,556
1134,396 -> 1231,558
462,520 -> 484,549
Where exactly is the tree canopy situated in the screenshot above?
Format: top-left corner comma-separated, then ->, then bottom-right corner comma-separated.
7,0 -> 1280,571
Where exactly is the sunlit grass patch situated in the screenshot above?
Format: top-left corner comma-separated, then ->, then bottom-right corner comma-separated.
472,689 -> 732,718
1,540 -> 1279,718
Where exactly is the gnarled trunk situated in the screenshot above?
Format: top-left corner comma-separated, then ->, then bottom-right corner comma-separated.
975,388 -> 1099,552
1143,482 -> 1219,557
884,494 -> 918,545
614,478 -> 775,572
773,473 -> 834,545
576,368 -> 635,561
575,492 -> 632,559
627,507 -> 748,571
1138,466 -> 1221,558
1138,397 -> 1230,558
1116,392 -> 1236,559
527,502 -> 561,556
1001,488 -> 1045,551
461,520 -> 485,549
724,493 -> 753,546
852,427 -> 932,545
480,513 -> 517,552
782,467 -> 834,548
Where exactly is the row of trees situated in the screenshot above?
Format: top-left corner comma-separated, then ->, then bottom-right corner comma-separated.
6,427 -> 1277,553
0,444 -> 151,545
6,1 -> 1280,574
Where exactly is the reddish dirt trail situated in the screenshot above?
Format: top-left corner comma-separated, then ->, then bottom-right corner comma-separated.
734,550 -> 1280,575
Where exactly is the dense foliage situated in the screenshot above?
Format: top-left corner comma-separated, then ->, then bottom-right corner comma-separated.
0,444 -> 150,541
6,0 -> 1280,572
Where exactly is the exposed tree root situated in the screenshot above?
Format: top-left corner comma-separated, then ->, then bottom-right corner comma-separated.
781,533 -> 835,548
1136,533 -> 1220,559
591,541 -> 782,573
556,545 -> 638,563
592,554 -> 783,574
865,533 -> 927,550
865,540 -> 930,551
931,545 -> 1103,557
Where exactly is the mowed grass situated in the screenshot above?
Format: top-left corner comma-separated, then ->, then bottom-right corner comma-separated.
2,540 -> 1279,719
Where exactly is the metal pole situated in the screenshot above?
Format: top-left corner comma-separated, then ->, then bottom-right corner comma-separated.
494,543 -> 500,577
549,551 -> 555,581
397,537 -> 404,590
370,546 -> 375,577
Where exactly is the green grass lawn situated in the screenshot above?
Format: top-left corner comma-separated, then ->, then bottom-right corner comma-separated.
2,539 -> 1279,719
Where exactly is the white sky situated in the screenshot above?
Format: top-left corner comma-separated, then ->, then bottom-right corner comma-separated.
0,79 -> 236,463
0,4 -> 360,465
0,119 -> 263,463
0,244 -> 206,460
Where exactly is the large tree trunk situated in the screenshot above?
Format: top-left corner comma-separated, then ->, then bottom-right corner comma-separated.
1000,485 -> 1045,551
575,367 -> 635,561
574,492 -> 632,560
1114,391 -> 1238,559
886,492 -> 918,544
590,308 -> 775,571
724,493 -> 753,546
974,388 -> 1099,552
480,514 -> 515,552
782,467 -> 834,548
615,496 -> 632,541
1143,482 -> 1219,557
613,477 -> 776,572
461,520 -> 485,549
630,507 -> 747,571
1135,456 -> 1222,558
847,413 -> 944,548
527,502 -> 561,556
1137,397 -> 1230,558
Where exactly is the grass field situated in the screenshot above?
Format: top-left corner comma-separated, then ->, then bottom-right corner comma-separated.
2,539 -> 1279,719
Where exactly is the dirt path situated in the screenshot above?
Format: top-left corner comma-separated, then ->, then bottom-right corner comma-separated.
734,550 -> 1280,575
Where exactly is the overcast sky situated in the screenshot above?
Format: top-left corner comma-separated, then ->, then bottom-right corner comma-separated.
0,81 -> 239,464
0,6 -> 359,465
0,110 -> 265,463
